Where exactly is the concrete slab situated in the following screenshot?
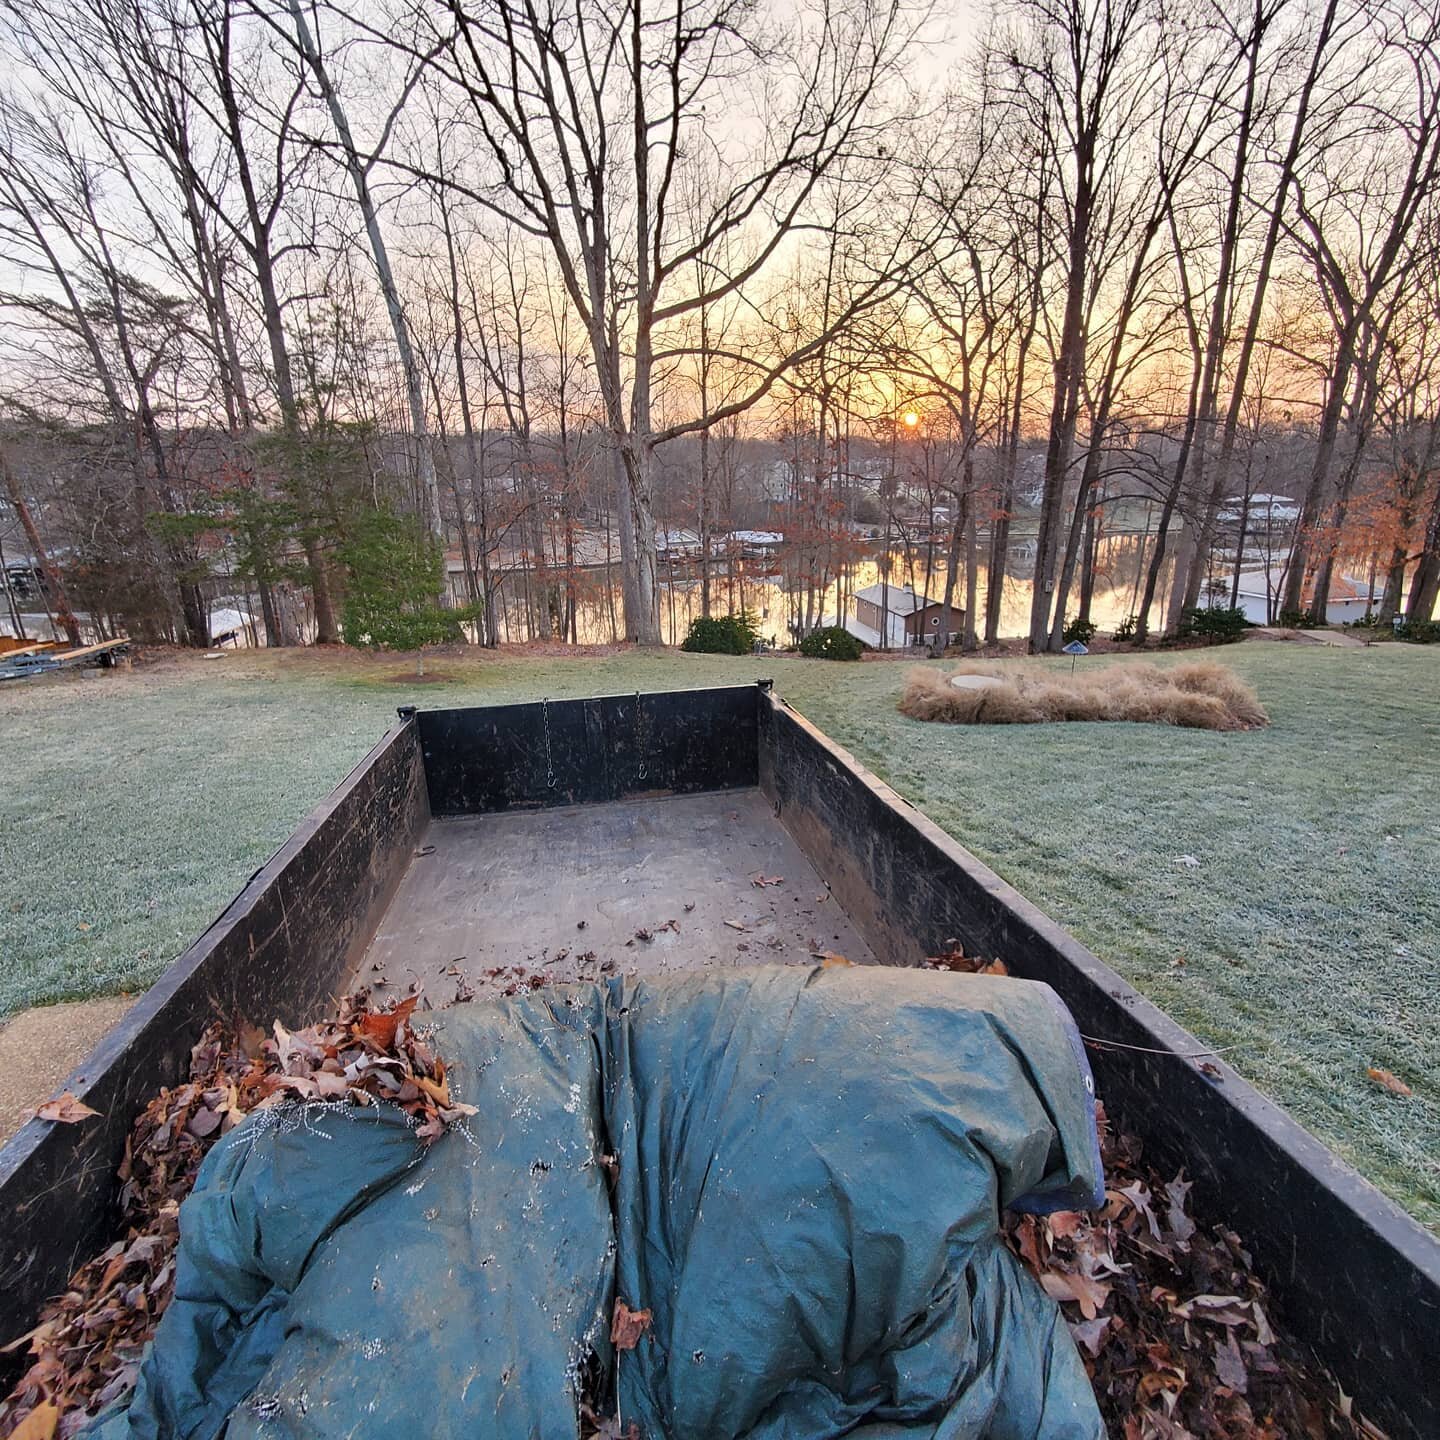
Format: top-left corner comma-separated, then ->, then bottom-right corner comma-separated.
0,995 -> 136,1142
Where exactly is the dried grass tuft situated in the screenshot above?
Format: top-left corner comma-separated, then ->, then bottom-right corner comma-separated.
899,660 -> 1269,732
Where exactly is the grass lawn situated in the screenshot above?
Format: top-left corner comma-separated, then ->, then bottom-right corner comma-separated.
1,640 -> 1436,1228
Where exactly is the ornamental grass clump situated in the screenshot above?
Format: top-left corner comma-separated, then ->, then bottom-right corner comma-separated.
899,660 -> 1269,732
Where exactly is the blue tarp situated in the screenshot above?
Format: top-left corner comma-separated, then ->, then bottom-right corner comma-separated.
92,966 -> 1106,1439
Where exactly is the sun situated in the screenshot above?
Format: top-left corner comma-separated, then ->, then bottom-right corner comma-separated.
902,410 -> 920,428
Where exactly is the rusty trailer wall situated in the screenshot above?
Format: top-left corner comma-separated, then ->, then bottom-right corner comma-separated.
0,718 -> 429,1362
756,690 -> 1440,1440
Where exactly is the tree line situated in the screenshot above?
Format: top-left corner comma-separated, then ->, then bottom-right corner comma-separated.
1,0 -> 1438,653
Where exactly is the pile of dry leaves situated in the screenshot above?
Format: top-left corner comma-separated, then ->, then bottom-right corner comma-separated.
926,940 -> 1383,1438
0,989 -> 472,1439
1003,1106 -> 1385,1440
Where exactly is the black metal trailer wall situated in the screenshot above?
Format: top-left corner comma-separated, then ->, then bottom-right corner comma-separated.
415,684 -> 758,813
757,689 -> 1440,1440
0,719 -> 428,1356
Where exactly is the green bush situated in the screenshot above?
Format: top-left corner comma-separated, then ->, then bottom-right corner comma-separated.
339,508 -> 476,649
1061,615 -> 1098,645
798,625 -> 864,661
680,611 -> 759,654
1112,614 -> 1138,643
1178,605 -> 1250,644
1393,616 -> 1440,644
1277,607 -> 1324,630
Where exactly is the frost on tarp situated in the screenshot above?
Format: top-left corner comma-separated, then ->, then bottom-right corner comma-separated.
84,967 -> 1107,1439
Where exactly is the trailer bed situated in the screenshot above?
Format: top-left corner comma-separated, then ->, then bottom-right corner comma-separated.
2,682 -> 1436,1439
358,789 -> 875,999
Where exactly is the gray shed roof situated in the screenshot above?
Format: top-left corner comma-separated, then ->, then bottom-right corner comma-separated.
853,583 -> 942,615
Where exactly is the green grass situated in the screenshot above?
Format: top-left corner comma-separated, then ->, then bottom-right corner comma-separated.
1,641 -> 1436,1228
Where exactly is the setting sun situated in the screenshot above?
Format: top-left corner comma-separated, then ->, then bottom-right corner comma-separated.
902,410 -> 920,427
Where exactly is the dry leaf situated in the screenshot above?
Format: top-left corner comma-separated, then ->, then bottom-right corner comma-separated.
356,996 -> 419,1050
1069,1317 -> 1112,1358
33,1093 -> 100,1124
610,1299 -> 653,1351
1039,1268 -> 1111,1320
1366,1067 -> 1412,1098
1213,1332 -> 1248,1393
8,1401 -> 58,1438
1047,1211 -> 1083,1241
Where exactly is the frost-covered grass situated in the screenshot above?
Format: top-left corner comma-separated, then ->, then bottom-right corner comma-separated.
1,640 -> 1436,1227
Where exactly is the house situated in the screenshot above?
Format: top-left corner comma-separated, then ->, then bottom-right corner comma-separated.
1230,555 -> 1380,625
725,530 -> 785,560
657,528 -> 704,561
1216,493 -> 1300,531
839,582 -> 964,648
209,607 -> 258,646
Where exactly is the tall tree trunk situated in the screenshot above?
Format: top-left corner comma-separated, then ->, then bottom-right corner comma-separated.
286,0 -> 441,546
1406,479 -> 1440,620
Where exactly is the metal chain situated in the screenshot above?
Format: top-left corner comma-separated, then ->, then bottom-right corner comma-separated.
634,691 -> 648,781
541,697 -> 556,788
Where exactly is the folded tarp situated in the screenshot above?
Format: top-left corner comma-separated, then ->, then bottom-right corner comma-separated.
91,966 -> 1106,1440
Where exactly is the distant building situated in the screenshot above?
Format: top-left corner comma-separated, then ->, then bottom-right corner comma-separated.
1217,493 -> 1300,529
209,608 -> 257,646
726,530 -> 785,558
837,582 -> 964,648
1229,554 -> 1380,625
657,528 -> 704,560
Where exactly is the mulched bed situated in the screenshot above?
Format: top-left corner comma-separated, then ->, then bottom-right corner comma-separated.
0,964 -> 1388,1440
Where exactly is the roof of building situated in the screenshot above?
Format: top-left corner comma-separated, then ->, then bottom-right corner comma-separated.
853,582 -> 942,615
1232,569 -> 1377,604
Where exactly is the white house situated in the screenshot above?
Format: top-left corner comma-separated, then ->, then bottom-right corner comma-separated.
1217,493 -> 1300,530
1230,555 -> 1380,625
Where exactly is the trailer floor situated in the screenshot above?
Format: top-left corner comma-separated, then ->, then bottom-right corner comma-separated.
357,789 -> 876,1001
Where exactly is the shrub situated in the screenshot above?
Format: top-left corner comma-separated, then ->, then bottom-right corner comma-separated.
1062,615 -> 1099,645
680,611 -> 759,654
339,509 -> 475,650
799,625 -> 864,661
1177,605 -> 1249,644
1112,614 -> 1138,643
1277,607 -> 1324,630
1393,617 -> 1440,644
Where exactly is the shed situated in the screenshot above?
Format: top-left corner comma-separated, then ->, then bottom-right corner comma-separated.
848,583 -> 964,648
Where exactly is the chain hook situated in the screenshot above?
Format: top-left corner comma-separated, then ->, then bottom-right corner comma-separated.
542,696 -> 557,789
634,691 -> 648,782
